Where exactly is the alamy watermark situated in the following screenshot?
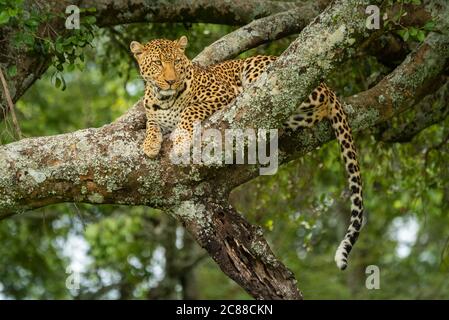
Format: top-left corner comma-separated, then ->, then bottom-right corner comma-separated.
65,5 -> 80,30
365,265 -> 380,290
365,5 -> 381,30
65,266 -> 80,291
169,121 -> 279,175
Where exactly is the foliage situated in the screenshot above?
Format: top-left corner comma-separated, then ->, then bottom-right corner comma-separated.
383,0 -> 435,43
1,0 -> 97,87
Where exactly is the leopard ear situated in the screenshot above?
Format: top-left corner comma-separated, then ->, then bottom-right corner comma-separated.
177,36 -> 188,51
130,41 -> 144,57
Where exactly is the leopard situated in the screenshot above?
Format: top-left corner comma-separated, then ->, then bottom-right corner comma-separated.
130,36 -> 363,270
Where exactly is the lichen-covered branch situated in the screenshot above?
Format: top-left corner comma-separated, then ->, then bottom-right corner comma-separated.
2,27 -> 447,217
193,0 -> 331,66
193,0 -> 432,68
88,0 -> 298,27
377,79 -> 449,143
1,0 -> 388,217
278,31 -> 449,163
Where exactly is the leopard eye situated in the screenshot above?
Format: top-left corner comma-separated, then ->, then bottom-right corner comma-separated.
153,60 -> 162,66
175,58 -> 182,64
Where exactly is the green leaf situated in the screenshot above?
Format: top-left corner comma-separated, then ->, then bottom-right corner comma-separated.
417,30 -> 426,42
60,75 -> 66,91
84,16 -> 96,25
55,41 -> 64,54
403,30 -> 410,41
55,77 -> 61,88
7,65 -> 17,77
0,11 -> 10,25
25,17 -> 40,28
22,33 -> 35,46
397,29 -> 410,42
66,63 -> 75,72
7,7 -> 19,17
75,63 -> 84,72
423,21 -> 435,31
62,36 -> 74,45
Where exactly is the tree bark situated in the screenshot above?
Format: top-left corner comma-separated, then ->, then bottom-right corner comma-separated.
376,79 -> 449,143
192,1 -> 331,66
172,199 -> 302,299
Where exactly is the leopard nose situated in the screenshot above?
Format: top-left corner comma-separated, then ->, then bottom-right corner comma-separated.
165,79 -> 175,86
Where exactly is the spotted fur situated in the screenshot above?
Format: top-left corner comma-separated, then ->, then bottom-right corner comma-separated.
131,36 -> 364,270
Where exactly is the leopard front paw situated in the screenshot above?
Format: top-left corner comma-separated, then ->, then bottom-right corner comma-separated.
142,140 -> 162,158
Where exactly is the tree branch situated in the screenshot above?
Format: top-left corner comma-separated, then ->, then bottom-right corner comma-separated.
90,0 -> 298,27
193,0 -> 331,66
0,68 -> 22,139
1,0 -> 391,217
275,31 -> 449,168
2,28 -> 447,216
172,199 -> 302,299
376,78 -> 449,143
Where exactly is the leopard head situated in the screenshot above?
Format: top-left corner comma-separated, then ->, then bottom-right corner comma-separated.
130,36 -> 190,102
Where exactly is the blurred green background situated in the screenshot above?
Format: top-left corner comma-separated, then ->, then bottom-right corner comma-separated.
1,20 -> 449,300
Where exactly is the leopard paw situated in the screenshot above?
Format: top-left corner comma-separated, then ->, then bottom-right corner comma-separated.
142,141 -> 161,158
